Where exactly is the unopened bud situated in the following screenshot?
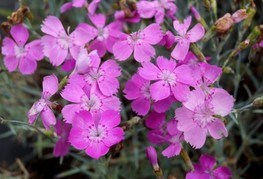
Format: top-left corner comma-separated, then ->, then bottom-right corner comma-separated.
146,146 -> 159,170
190,5 -> 201,21
232,9 -> 248,23
215,13 -> 234,33
253,96 -> 263,107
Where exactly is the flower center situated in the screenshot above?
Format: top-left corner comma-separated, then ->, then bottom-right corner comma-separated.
159,70 -> 176,86
140,82 -> 151,99
85,69 -> 105,84
128,31 -> 143,45
97,27 -> 109,41
87,124 -> 108,143
193,104 -> 214,128
57,31 -> 72,49
14,45 -> 26,58
81,94 -> 102,112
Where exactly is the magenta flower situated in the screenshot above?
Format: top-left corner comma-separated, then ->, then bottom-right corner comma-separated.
113,23 -> 163,63
137,0 -> 177,24
186,154 -> 232,179
1,24 -> 43,74
176,88 -> 234,148
124,73 -> 174,115
53,119 -> 71,157
138,56 -> 193,101
159,30 -> 175,49
61,77 -> 121,123
41,16 -> 90,66
77,14 -> 122,57
161,120 -> 183,158
145,113 -> 183,158
171,16 -> 205,61
60,0 -> 100,15
69,110 -> 124,159
27,74 -> 58,129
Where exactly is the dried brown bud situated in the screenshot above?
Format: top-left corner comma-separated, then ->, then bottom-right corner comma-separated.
232,9 -> 248,23
215,13 -> 234,33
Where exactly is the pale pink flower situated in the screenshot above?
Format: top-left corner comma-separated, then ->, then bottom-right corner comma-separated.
72,48 -> 101,74
188,62 -> 222,93
176,88 -> 234,148
186,154 -> 232,179
41,16 -> 91,66
138,56 -> 193,101
124,73 -> 174,115
171,16 -> 205,61
60,0 -> 101,15
61,77 -> 120,123
53,119 -> 71,157
113,23 -> 163,63
1,24 -> 43,74
137,0 -> 177,24
69,110 -> 124,159
27,74 -> 58,129
77,14 -> 122,57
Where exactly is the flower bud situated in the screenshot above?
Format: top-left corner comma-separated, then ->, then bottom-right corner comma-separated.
253,96 -> 263,107
232,9 -> 248,23
190,5 -> 201,21
146,146 -> 159,170
215,13 -> 234,33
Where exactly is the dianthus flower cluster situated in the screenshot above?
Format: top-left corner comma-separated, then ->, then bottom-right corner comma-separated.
1,0 -> 244,177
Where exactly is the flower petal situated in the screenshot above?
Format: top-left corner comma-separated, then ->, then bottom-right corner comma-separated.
62,104 -> 81,123
142,23 -> 163,44
103,127 -> 124,147
113,40 -> 133,61
41,16 -> 64,37
85,142 -> 109,159
3,56 -> 19,72
11,24 -> 29,46
187,23 -> 205,42
41,107 -> 56,129
162,143 -> 182,158
131,97 -> 151,116
134,42 -> 155,63
69,127 -> 89,150
150,81 -> 171,101
138,63 -> 160,80
19,57 -> 37,75
207,119 -> 228,139
100,110 -> 120,128
171,40 -> 190,61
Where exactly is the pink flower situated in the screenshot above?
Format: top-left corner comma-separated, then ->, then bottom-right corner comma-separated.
138,56 -> 193,101
41,16 -> 90,66
161,120 -> 183,158
145,113 -> 183,158
189,62 -> 222,92
186,154 -> 232,179
53,120 -> 71,157
137,0 -> 177,24
82,59 -> 121,96
124,73 -> 174,115
113,23 -> 163,63
27,74 -> 58,129
61,76 -> 121,123
1,24 -> 43,74
176,88 -> 234,148
77,14 -> 122,57
69,110 -> 124,159
60,0 -> 101,15
171,16 -> 205,61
